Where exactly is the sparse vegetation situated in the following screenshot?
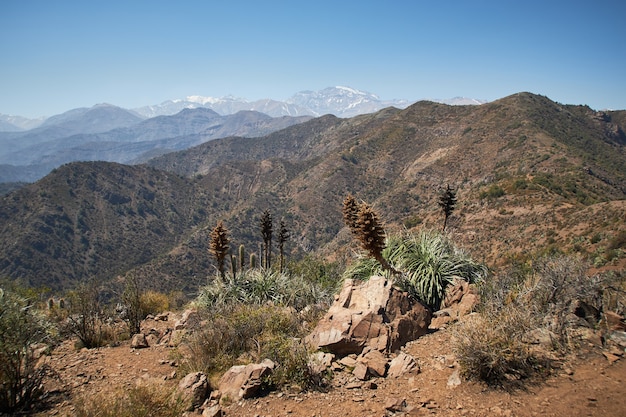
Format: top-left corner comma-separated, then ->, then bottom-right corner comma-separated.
64,282 -> 110,349
0,288 -> 55,412
74,383 -> 186,417
452,255 -> 625,388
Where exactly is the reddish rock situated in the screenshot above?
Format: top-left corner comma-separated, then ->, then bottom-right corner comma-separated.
178,372 -> 209,411
218,359 -> 275,401
306,276 -> 431,355
388,352 -> 419,378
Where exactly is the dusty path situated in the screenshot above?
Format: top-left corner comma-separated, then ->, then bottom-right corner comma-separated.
32,316 -> 625,417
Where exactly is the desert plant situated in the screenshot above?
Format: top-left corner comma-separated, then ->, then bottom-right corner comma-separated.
342,195 -> 393,273
454,254 -> 623,388
278,219 -> 290,273
183,303 -> 321,390
140,290 -> 170,317
438,184 -> 457,232
64,282 -> 108,349
343,231 -> 487,310
260,210 -> 273,268
210,221 -> 230,280
194,268 -> 334,311
452,307 -> 549,389
0,288 -> 55,412
389,231 -> 487,310
122,274 -> 142,335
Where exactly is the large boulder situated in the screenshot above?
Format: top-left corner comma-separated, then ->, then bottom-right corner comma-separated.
306,276 -> 431,355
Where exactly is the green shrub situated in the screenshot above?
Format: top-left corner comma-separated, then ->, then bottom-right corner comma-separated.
479,184 -> 505,199
0,288 -> 56,412
194,268 -> 335,311
140,291 -> 170,316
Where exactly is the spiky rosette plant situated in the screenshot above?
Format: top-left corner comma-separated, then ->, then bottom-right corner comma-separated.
343,230 -> 487,311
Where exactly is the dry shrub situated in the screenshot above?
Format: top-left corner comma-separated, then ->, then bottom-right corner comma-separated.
452,307 -> 549,389
183,303 -> 321,390
453,254 -> 620,388
74,383 -> 185,417
140,291 -> 170,317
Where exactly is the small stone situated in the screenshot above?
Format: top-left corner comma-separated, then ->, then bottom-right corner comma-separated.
384,398 -> 406,412
447,369 -> 462,388
603,352 -> 620,363
130,333 -> 149,349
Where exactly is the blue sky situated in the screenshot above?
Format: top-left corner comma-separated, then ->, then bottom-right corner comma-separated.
1,0 -> 625,118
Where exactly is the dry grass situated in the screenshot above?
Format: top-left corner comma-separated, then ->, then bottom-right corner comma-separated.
74,383 -> 186,417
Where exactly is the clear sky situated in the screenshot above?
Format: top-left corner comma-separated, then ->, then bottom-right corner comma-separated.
1,0 -> 625,118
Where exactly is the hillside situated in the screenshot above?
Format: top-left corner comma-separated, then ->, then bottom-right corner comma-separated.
0,92 -> 624,294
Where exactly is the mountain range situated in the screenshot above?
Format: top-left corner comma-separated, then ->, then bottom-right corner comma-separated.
0,87 -> 486,184
0,92 -> 624,295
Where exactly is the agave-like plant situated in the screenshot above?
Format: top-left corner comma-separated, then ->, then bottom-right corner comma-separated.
343,230 -> 488,310
195,268 -> 335,311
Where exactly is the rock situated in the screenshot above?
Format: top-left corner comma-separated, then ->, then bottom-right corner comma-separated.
357,349 -> 388,377
447,369 -> 462,388
130,333 -> 149,349
306,276 -> 431,355
441,278 -> 479,318
610,331 -> 626,347
218,359 -> 275,401
429,315 -> 453,330
384,397 -> 407,412
175,309 -> 201,330
202,405 -> 222,417
155,312 -> 169,321
604,311 -> 626,331
339,356 -> 357,368
178,372 -> 210,411
309,352 -> 335,375
352,362 -> 369,380
387,352 -> 419,378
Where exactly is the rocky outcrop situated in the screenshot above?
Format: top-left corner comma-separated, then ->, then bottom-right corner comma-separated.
430,278 -> 479,329
306,276 -> 431,356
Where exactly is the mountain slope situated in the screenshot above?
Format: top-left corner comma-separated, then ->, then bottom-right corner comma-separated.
0,92 -> 624,294
0,162 -> 212,292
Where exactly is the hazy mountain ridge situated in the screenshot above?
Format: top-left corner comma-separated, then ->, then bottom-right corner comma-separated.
0,107 -> 312,183
0,92 -> 624,293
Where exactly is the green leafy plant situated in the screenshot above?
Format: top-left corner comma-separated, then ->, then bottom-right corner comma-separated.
194,268 -> 334,311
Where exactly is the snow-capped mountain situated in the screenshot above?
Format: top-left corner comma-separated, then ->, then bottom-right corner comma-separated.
133,96 -> 311,119
132,86 -> 485,120
286,86 -> 413,118
0,114 -> 46,131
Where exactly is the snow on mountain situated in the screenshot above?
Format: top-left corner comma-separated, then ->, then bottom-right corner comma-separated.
0,114 -> 46,131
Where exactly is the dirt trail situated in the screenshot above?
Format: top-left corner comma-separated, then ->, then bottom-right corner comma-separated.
31,314 -> 625,417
